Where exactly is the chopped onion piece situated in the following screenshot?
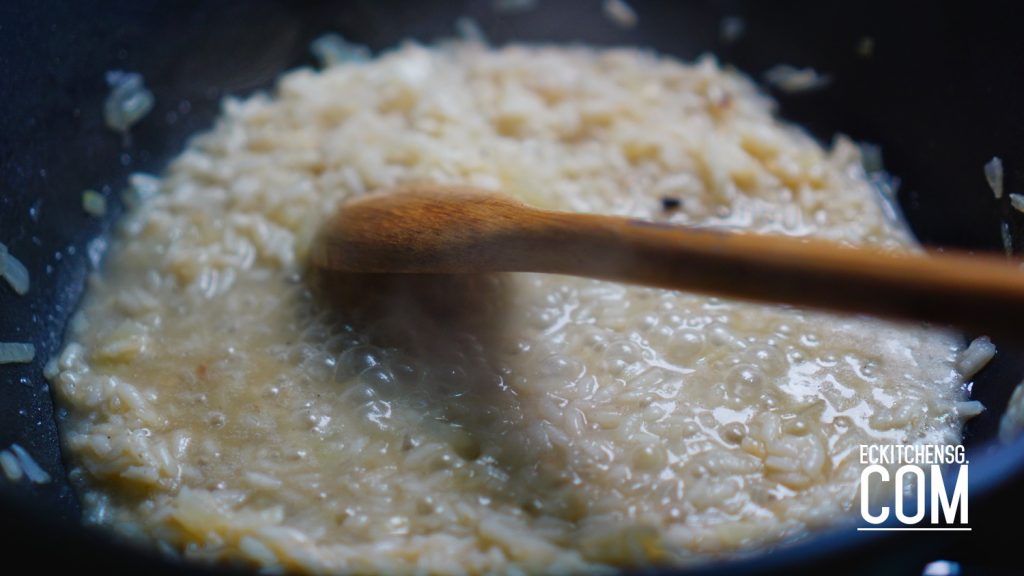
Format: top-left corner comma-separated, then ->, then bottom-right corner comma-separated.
9,444 -> 50,484
985,156 -> 1004,199
956,400 -> 986,419
0,451 -> 22,482
1002,221 -> 1014,257
455,17 -> 488,44
1011,193 -> 1024,214
1001,382 -> 1024,442
104,70 -> 155,134
858,141 -> 883,173
720,16 -> 745,44
869,172 -> 903,225
957,336 -> 996,378
0,342 -> 35,364
0,242 -> 29,295
493,0 -> 538,13
310,33 -> 371,68
85,237 -> 107,270
603,0 -> 637,28
122,172 -> 161,208
857,37 -> 875,58
82,189 -> 107,217
764,65 -> 831,93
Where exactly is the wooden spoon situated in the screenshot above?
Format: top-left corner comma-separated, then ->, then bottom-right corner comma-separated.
311,185 -> 1024,338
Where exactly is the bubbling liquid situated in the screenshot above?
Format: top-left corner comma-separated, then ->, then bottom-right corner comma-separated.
48,43 -> 977,573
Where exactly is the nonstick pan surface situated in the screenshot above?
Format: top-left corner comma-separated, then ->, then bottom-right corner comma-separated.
2,1 -> 1023,573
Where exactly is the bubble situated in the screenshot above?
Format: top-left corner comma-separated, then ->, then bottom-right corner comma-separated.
759,390 -> 782,409
666,329 -> 705,364
339,383 -> 377,404
742,345 -> 786,376
707,323 -> 741,348
397,366 -> 427,395
529,309 -> 558,330
638,314 -> 660,331
816,354 -> 838,367
539,355 -> 583,380
721,422 -> 746,444
860,361 -> 877,378
207,412 -> 226,429
603,340 -> 642,375
584,330 -> 609,349
724,364 -> 766,403
300,352 -> 339,382
359,366 -> 398,398
336,345 -> 385,380
832,416 -> 853,430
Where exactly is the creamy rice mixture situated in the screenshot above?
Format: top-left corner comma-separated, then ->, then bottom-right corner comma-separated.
48,43 -> 983,573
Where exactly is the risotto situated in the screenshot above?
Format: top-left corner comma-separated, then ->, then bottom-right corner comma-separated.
48,42 -> 983,573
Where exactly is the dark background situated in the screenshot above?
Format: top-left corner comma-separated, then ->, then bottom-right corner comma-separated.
2,1 -> 1024,574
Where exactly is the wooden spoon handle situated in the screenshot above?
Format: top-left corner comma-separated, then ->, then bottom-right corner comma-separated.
510,209 -> 1024,337
314,186 -> 1024,337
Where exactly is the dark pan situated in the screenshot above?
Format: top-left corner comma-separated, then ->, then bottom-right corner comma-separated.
2,1 -> 1023,573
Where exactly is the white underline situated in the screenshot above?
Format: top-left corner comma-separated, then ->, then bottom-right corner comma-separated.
856,527 -> 971,531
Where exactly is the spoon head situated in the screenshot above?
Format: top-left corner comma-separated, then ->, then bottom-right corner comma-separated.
311,184 -> 526,274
